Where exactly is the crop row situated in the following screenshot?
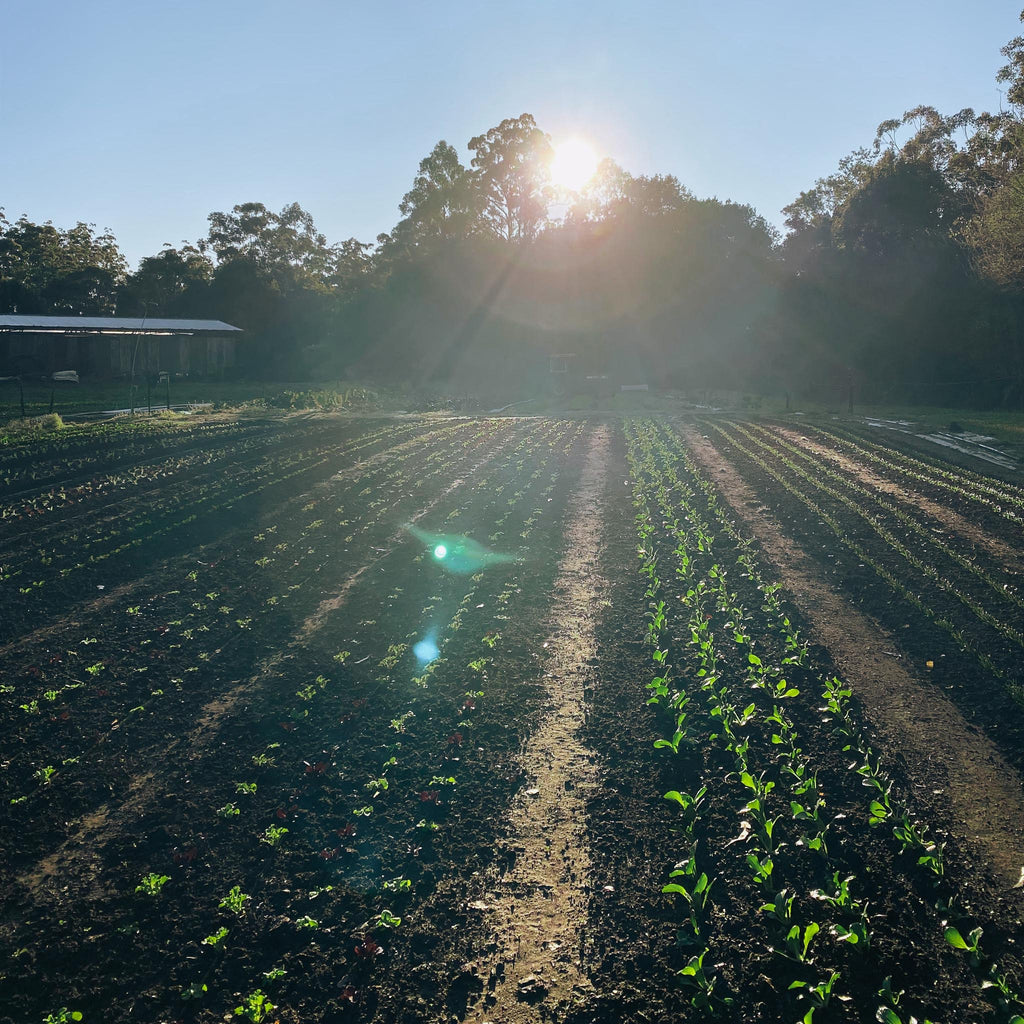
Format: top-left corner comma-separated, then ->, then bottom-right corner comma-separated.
0,418 -> 429,526
1,417 -> 538,814
0,418 -> 486,637
624,418 -> 1022,1023
809,424 -> 1024,527
0,416 -> 276,496
748,424 -> 1023,616
0,417 -> 586,1023
704,420 -> 1024,709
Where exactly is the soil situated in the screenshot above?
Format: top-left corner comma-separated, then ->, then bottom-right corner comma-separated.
0,413 -> 1022,1024
683,423 -> 1024,896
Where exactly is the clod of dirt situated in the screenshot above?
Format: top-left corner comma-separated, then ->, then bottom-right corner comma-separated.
517,975 -> 548,1002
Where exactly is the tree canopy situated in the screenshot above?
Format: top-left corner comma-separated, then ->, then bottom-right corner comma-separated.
6,17 -> 1024,407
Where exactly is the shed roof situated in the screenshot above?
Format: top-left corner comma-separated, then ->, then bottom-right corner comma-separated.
0,315 -> 241,334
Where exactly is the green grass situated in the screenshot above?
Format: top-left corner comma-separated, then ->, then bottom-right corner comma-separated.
0,380 -> 396,420
0,379 -> 272,419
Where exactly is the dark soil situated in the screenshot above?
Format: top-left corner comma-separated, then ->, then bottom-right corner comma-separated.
0,414 -> 1021,1024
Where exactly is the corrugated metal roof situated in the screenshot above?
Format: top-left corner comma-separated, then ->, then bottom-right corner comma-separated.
0,315 -> 241,333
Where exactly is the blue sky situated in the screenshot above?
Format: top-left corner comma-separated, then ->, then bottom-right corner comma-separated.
2,0 -> 1019,267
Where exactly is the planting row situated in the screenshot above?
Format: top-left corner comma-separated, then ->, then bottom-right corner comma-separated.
622,419 -> 1022,1024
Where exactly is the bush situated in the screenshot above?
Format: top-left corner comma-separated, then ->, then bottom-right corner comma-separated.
4,412 -> 65,434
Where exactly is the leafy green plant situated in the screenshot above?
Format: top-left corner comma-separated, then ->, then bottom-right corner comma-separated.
42,1010 -> 82,1024
202,926 -> 229,946
219,885 -> 250,915
135,872 -> 170,896
944,924 -> 983,967
260,825 -> 288,846
233,989 -> 276,1022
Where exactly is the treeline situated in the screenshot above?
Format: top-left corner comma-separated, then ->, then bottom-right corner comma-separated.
5,17 -> 1024,407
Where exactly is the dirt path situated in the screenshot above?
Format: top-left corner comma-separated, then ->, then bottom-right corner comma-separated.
684,424 -> 1024,896
772,424 -> 1024,574
461,425 -> 607,1023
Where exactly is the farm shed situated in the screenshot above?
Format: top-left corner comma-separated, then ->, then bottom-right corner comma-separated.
0,315 -> 242,378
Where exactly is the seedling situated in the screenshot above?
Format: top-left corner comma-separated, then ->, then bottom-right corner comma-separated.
233,989 -> 276,1023
219,886 -> 250,915
202,926 -> 229,946
135,873 -> 170,896
260,825 -> 288,846
944,924 -> 983,967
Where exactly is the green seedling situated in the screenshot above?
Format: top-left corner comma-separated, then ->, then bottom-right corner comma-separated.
782,922 -> 820,963
789,970 -> 847,1021
219,885 -> 250,915
677,947 -> 734,1015
944,924 -> 983,966
135,873 -> 170,896
664,787 -> 706,829
43,1010 -> 82,1024
180,982 -> 207,1001
233,989 -> 276,1023
377,909 -> 402,928
202,926 -> 229,946
260,825 -> 288,846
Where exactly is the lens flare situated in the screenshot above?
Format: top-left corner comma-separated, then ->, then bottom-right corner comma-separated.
413,637 -> 440,663
433,544 -> 448,559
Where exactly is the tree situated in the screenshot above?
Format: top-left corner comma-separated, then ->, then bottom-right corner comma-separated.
468,114 -> 553,241
0,215 -> 126,314
119,244 -> 214,315
204,201 -> 333,290
396,141 -> 481,245
782,149 -> 876,234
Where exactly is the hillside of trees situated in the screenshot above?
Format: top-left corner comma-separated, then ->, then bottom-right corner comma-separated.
5,17 -> 1024,408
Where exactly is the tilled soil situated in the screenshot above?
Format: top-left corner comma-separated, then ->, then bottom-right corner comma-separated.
0,413 -> 1022,1024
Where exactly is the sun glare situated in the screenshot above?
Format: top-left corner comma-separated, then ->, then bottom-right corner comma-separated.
550,138 -> 600,191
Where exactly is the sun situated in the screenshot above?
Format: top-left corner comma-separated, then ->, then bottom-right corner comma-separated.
550,138 -> 600,191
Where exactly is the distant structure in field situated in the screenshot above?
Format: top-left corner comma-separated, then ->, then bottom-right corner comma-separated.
0,315 -> 242,378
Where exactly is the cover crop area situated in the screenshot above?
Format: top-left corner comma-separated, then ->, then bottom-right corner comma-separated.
0,413 -> 1021,1024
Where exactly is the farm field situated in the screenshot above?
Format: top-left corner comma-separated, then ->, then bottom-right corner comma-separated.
1,413 -> 1022,1024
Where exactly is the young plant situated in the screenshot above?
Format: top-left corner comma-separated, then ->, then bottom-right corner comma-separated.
233,989 -> 276,1023
219,885 -> 250,915
135,872 -> 170,896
